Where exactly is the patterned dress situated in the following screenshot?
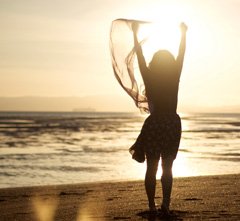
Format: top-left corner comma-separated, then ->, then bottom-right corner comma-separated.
129,113 -> 181,162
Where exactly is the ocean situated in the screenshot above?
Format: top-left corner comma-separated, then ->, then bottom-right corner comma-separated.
0,111 -> 239,188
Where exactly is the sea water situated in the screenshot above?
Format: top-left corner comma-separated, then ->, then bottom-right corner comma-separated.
0,111 -> 239,188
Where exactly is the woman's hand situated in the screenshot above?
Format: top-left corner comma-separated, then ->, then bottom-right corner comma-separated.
180,22 -> 188,33
132,22 -> 139,33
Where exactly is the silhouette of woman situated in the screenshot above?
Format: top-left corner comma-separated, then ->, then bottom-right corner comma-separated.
129,22 -> 187,215
110,19 -> 187,216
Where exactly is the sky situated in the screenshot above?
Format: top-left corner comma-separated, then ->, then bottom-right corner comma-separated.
0,0 -> 240,112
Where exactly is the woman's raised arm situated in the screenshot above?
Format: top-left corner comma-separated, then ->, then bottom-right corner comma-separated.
132,22 -> 149,80
176,22 -> 187,76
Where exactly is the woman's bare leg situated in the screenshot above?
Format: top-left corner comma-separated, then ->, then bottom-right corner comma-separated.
145,158 -> 159,210
161,157 -> 174,210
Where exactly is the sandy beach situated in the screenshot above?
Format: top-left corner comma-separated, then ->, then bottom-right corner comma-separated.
0,174 -> 239,221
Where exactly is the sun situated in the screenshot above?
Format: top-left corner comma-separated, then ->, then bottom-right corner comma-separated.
138,21 -> 181,63
132,20 -> 182,86
134,2 -> 192,62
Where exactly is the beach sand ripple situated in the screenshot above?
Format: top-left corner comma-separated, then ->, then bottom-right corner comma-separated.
0,174 -> 239,220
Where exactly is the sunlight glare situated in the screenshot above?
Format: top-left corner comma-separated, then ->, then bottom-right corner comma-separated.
32,196 -> 59,221
138,22 -> 180,62
135,2 -> 196,61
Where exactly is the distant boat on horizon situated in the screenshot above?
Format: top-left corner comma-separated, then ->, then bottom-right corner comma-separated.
72,107 -> 96,112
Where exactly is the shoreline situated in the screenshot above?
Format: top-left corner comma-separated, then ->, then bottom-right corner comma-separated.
0,174 -> 240,220
0,172 -> 239,190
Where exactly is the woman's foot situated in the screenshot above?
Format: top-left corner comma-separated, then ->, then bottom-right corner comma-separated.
149,206 -> 157,211
160,204 -> 170,217
149,204 -> 157,214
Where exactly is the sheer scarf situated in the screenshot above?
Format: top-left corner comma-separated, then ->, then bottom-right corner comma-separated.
110,19 -> 151,113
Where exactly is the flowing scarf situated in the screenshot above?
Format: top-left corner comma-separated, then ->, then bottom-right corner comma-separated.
110,19 -> 151,113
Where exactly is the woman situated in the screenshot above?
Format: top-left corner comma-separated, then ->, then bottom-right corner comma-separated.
129,22 -> 187,215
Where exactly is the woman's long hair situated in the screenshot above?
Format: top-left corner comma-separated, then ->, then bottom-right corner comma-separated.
148,50 -> 177,77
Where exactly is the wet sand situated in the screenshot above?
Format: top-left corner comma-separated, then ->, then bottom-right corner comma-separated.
0,174 -> 239,220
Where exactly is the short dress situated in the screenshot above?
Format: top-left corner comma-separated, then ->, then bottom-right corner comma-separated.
129,112 -> 181,162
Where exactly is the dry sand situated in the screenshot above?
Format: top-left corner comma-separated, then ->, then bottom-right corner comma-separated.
0,174 -> 239,221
